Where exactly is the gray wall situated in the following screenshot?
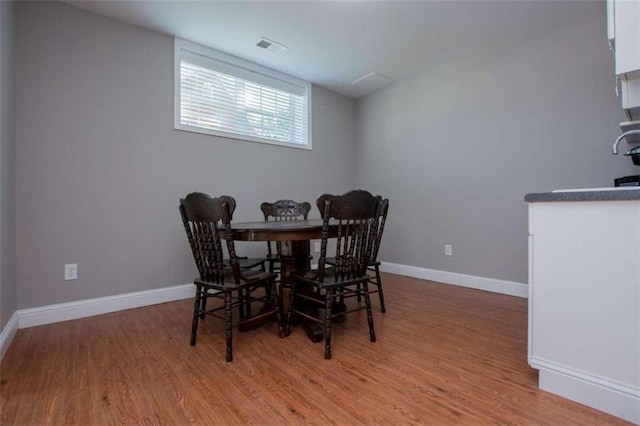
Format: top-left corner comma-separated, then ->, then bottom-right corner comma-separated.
9,0 -> 638,314
1,0 -> 16,331
15,2 -> 355,309
355,2 -> 636,284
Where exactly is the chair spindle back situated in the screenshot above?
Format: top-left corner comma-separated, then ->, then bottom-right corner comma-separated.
260,200 -> 312,258
179,193 -> 239,284
315,190 -> 386,282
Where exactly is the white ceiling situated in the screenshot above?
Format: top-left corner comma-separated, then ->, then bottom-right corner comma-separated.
62,0 -> 596,99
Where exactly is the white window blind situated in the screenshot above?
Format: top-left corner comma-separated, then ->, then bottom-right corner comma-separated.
175,39 -> 311,149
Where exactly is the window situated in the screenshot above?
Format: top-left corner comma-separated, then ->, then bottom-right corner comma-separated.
174,38 -> 312,149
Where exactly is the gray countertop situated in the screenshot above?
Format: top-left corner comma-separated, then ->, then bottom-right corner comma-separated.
525,188 -> 640,202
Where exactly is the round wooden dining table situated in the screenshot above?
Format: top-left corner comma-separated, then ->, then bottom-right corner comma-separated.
219,219 -> 338,342
220,219 -> 339,287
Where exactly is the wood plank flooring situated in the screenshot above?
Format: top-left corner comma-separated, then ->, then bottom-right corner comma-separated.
0,273 -> 631,425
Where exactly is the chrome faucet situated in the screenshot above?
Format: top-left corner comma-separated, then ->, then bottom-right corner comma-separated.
612,130 -> 640,155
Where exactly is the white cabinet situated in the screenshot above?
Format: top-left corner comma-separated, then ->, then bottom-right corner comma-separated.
528,199 -> 640,423
608,0 -> 640,119
609,0 -> 640,75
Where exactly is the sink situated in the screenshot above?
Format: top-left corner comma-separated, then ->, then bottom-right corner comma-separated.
552,187 -> 640,193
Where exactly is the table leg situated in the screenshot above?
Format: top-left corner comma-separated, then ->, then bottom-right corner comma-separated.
278,240 -> 310,308
237,240 -> 316,336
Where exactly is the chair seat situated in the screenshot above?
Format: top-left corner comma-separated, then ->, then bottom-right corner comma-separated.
235,257 -> 266,270
325,257 -> 386,313
195,269 -> 277,291
293,267 -> 368,288
326,257 -> 380,268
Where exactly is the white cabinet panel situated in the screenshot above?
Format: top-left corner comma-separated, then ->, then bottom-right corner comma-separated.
609,0 -> 640,118
613,0 -> 640,76
528,200 -> 640,423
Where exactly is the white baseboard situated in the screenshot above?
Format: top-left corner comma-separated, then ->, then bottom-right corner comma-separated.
379,262 -> 528,298
18,283 -> 194,329
0,284 -> 195,361
0,311 -> 19,362
533,357 -> 640,423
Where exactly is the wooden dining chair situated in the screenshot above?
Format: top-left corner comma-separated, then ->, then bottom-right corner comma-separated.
326,196 -> 389,313
179,192 -> 284,362
260,200 -> 312,274
285,190 -> 388,359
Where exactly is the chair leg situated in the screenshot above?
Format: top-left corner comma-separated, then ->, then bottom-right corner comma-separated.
190,286 -> 202,346
362,282 -> 376,343
245,287 -> 252,318
374,264 -> 386,313
337,287 -> 345,306
273,279 -> 285,338
324,288 -> 333,360
225,291 -> 233,362
199,288 -> 208,319
285,281 -> 297,337
265,282 -> 273,299
238,288 -> 246,318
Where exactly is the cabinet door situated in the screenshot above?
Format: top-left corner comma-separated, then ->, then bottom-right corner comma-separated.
613,0 -> 640,77
529,201 -> 640,388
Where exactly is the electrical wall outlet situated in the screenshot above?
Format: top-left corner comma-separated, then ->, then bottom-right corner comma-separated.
445,244 -> 453,256
314,242 -> 321,252
65,263 -> 78,280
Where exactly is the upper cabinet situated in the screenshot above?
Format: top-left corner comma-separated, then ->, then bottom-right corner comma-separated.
608,0 -> 640,121
609,0 -> 640,75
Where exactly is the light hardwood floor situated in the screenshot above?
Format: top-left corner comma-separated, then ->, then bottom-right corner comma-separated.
0,273 -> 631,425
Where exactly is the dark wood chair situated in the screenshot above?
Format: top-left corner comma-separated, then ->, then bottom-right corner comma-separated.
179,192 -> 284,362
260,200 -> 312,274
326,197 -> 389,312
285,190 -> 388,359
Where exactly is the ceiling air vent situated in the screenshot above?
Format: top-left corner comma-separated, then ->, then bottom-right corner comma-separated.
255,37 -> 287,54
350,72 -> 394,98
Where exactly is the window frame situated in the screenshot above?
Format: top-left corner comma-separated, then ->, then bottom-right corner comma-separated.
174,38 -> 312,150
